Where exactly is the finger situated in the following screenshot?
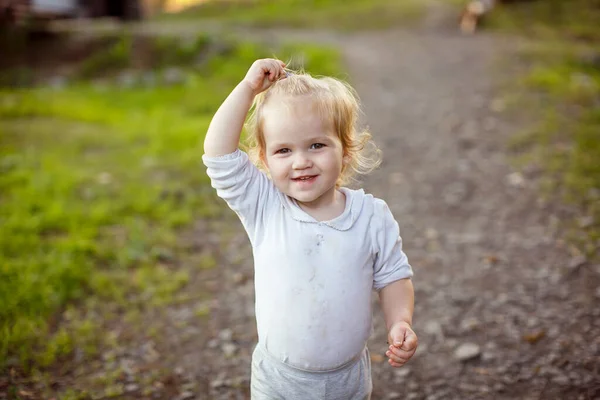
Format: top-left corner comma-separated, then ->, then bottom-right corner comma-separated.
275,61 -> 285,79
273,62 -> 281,80
388,358 -> 405,368
262,61 -> 276,81
389,345 -> 414,360
385,349 -> 408,364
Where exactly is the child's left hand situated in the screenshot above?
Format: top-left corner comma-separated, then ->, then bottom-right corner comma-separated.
385,321 -> 418,368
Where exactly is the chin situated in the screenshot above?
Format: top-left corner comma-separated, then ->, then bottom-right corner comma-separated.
292,193 -> 319,203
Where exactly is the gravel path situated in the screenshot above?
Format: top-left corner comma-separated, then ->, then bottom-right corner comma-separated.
188,4 -> 600,400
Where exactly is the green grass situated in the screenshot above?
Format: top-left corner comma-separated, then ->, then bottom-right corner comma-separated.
157,0 -> 425,30
485,0 -> 600,42
0,33 -> 343,378
493,1 -> 600,255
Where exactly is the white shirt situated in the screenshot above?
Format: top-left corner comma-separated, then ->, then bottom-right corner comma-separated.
203,149 -> 413,371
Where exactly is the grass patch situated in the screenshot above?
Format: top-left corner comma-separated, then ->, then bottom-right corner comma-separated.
485,0 -> 600,42
157,0 -> 425,30
0,31 -> 343,384
494,1 -> 600,256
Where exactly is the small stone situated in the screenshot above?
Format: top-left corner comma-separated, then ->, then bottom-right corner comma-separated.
425,228 -> 439,241
568,256 -> 587,270
177,391 -> 195,400
552,374 -> 570,385
506,172 -> 525,188
174,366 -> 184,376
388,392 -> 401,399
125,384 -> 139,393
218,329 -> 233,342
578,215 -> 594,228
424,321 -> 444,339
490,98 -> 506,113
395,367 -> 411,378
460,317 -> 480,332
221,343 -> 237,358
210,379 -> 225,389
207,338 -> 219,349
232,272 -> 246,284
523,330 -> 546,344
454,343 -> 481,361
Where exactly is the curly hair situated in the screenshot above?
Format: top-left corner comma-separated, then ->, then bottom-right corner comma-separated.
243,70 -> 381,187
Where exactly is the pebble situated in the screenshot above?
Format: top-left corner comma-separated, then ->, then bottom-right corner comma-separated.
232,272 -> 246,284
552,374 -> 570,385
387,392 -> 401,399
567,255 -> 587,270
578,215 -> 594,228
221,343 -> 238,358
506,172 -> 525,188
493,382 -> 505,392
395,367 -> 412,378
125,384 -> 139,392
423,320 -> 444,338
177,391 -> 195,400
454,343 -> 481,361
218,329 -> 233,342
459,317 -> 480,332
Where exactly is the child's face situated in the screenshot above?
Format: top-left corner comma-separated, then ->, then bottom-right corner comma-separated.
261,96 -> 345,209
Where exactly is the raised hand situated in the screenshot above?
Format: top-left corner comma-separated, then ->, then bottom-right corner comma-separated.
242,58 -> 287,95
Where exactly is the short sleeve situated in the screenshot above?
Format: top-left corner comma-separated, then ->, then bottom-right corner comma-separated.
372,199 -> 413,291
202,149 -> 276,246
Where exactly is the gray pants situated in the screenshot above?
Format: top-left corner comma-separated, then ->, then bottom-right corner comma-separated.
250,343 -> 372,400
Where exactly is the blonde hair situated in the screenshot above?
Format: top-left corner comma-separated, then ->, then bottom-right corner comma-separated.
244,71 -> 381,187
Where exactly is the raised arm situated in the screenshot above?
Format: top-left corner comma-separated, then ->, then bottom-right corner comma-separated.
203,59 -> 286,157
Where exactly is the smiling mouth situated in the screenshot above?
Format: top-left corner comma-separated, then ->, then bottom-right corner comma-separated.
292,175 -> 318,182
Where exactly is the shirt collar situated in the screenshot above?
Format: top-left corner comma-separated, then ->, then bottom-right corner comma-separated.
278,187 -> 365,231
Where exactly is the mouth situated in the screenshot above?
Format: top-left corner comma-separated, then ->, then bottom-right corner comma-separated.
292,175 -> 318,183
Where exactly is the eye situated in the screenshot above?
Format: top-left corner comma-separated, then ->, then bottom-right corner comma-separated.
275,148 -> 290,154
310,143 -> 325,150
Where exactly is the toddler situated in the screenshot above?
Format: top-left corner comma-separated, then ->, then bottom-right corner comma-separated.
203,59 -> 417,399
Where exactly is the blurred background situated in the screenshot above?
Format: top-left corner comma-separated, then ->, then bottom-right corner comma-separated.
1,1 -> 598,399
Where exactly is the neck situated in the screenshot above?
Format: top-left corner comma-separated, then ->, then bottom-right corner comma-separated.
297,188 -> 346,221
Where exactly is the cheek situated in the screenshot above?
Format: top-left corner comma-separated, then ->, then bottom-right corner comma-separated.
320,151 -> 343,171
266,158 -> 288,178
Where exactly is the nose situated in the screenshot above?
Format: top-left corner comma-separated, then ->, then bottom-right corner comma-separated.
292,152 -> 312,170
